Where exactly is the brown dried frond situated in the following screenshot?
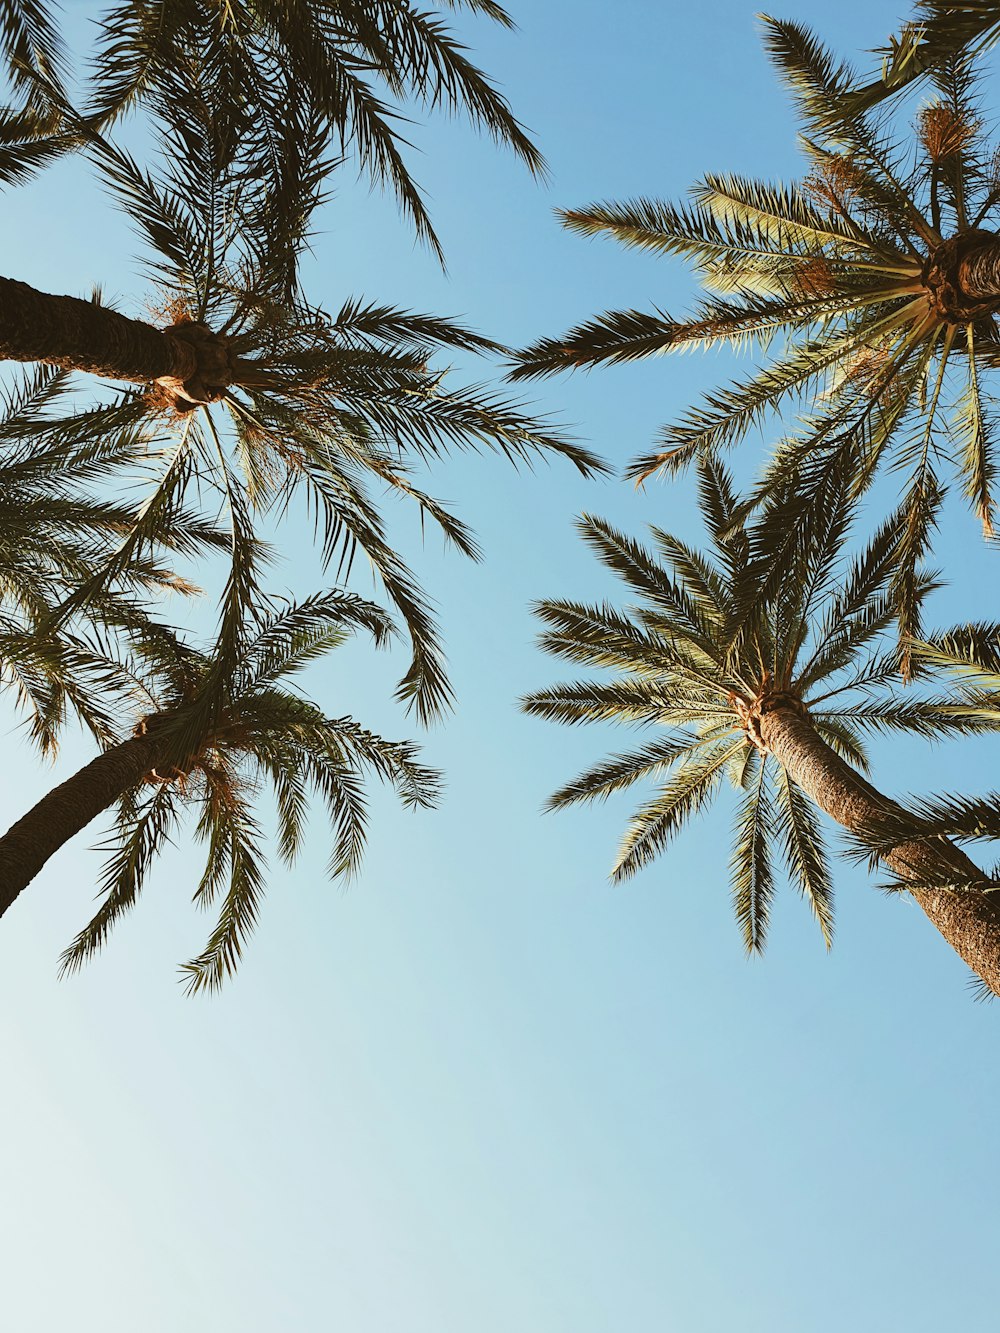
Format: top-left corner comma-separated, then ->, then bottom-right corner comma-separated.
271,439 -> 308,470
244,431 -> 307,480
918,105 -> 979,163
802,155 -> 865,211
631,444 -> 691,488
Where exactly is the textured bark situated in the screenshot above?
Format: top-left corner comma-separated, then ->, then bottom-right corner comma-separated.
0,275 -> 196,383
923,230 -> 1000,319
958,235 -> 1000,303
759,704 -> 1000,996
0,733 -> 165,917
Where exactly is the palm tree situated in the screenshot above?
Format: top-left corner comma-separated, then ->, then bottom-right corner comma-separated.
4,0 -> 542,261
0,82 -> 604,724
512,20 -> 1000,649
0,582 -> 440,992
523,458 -> 1000,994
0,362 -> 227,754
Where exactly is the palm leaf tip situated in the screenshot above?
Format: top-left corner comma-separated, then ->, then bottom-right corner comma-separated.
509,309 -> 684,381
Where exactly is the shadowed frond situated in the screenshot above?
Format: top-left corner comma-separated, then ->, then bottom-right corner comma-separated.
838,2 -> 1000,120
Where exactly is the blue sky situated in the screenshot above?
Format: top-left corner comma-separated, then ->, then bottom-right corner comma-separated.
2,2 -> 1000,1330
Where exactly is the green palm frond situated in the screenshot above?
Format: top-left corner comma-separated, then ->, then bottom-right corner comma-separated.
521,678 -> 686,728
547,734 -> 708,810
731,755 -> 776,954
773,765 -> 834,947
577,514 -> 720,640
182,791 -> 268,995
847,791 -> 1000,858
57,785 -> 181,976
0,366 -> 228,755
922,620 -> 1000,667
613,740 -> 742,882
510,307 -> 687,379
695,171 -> 875,250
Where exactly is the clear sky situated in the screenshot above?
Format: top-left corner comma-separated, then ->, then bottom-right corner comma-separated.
2,2 -> 1000,1330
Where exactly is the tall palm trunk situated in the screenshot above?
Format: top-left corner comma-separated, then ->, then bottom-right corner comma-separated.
0,732 -> 164,916
0,275 -> 195,382
760,703 -> 1000,995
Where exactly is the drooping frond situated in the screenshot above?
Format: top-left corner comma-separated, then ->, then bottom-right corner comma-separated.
730,755 -> 777,954
773,765 -> 834,947
86,0 -> 543,261
612,740 -> 743,882
58,786 -> 181,976
0,0 -> 68,100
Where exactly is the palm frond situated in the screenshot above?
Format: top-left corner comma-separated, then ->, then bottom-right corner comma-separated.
546,734 -> 709,810
730,756 -> 776,954
613,740 -> 743,882
773,765 -> 834,947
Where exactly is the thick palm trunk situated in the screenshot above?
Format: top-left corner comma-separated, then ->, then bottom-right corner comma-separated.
0,733 -> 164,916
0,275 -> 196,382
759,703 -> 1000,996
959,236 -> 1000,302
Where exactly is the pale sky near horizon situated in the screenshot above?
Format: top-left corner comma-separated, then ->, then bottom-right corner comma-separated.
2,3 -> 1000,1330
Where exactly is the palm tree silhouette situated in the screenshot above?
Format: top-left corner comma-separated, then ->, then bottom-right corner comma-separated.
525,460 -> 1000,993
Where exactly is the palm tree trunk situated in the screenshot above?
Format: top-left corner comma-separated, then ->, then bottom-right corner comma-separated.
0,275 -> 196,382
958,234 -> 1000,301
759,703 -> 1000,996
0,733 -> 164,917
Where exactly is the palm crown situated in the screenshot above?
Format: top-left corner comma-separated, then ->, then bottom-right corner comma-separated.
53,584 -> 440,993
523,461 -> 997,955
0,362 -> 229,755
513,20 -> 1000,648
